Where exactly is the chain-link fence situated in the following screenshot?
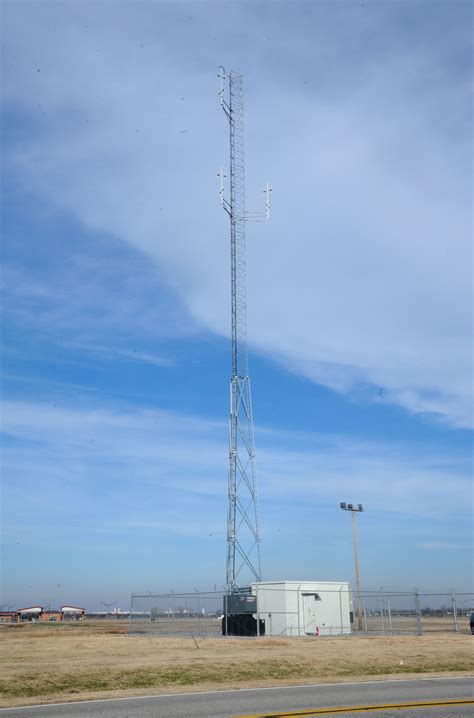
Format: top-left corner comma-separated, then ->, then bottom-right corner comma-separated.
356,590 -> 473,635
129,588 -> 473,637
129,591 -> 224,636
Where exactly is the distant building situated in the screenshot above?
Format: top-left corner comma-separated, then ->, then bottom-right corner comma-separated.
61,605 -> 85,620
0,611 -> 17,623
17,606 -> 44,621
41,610 -> 62,622
13,604 -> 87,622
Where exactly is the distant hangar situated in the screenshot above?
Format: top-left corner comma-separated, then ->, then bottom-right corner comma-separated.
0,605 -> 86,622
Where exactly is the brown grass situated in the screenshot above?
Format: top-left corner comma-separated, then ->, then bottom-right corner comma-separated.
0,621 -> 472,708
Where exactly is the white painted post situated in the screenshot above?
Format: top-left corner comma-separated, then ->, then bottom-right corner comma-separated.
297,585 -> 301,637
256,586 -> 260,638
339,585 -> 343,635
451,589 -> 459,633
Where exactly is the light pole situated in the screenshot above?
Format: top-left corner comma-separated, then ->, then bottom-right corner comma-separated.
99,601 -> 117,620
340,502 -> 364,631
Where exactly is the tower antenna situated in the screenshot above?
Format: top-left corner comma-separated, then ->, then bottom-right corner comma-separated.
218,67 -> 271,592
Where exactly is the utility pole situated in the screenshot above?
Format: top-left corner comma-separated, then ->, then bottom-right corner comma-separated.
218,67 -> 271,593
340,502 -> 364,630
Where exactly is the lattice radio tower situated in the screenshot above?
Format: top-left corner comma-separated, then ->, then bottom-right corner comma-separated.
218,68 -> 271,592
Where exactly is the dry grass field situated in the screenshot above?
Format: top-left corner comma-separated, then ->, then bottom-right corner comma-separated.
0,621 -> 472,708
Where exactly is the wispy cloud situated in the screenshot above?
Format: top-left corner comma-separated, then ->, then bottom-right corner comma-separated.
417,542 -> 465,551
2,2 -> 472,427
61,342 -> 174,367
2,394 -> 472,600
1,396 -> 470,536
1,252 -> 196,350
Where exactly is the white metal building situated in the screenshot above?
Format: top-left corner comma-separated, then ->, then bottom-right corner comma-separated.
17,606 -> 43,621
252,581 -> 352,637
61,605 -> 86,620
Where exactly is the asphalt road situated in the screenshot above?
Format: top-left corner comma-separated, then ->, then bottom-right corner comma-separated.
1,676 -> 472,718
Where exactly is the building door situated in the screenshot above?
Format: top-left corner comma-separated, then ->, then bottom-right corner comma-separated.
302,593 -> 318,635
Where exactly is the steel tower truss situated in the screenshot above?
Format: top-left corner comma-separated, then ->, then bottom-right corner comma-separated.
218,68 -> 271,592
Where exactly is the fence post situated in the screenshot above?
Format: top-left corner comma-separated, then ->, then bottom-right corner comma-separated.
363,600 -> 367,632
414,588 -> 423,636
451,589 -> 459,633
297,585 -> 301,637
339,586 -> 343,634
224,591 -> 228,637
379,589 -> 385,635
128,593 -> 134,634
387,599 -> 393,635
256,586 -> 260,637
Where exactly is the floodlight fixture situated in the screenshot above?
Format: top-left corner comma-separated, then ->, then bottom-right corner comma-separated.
340,502 -> 364,513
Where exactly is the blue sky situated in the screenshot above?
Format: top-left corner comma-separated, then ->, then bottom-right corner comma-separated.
1,0 -> 472,610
